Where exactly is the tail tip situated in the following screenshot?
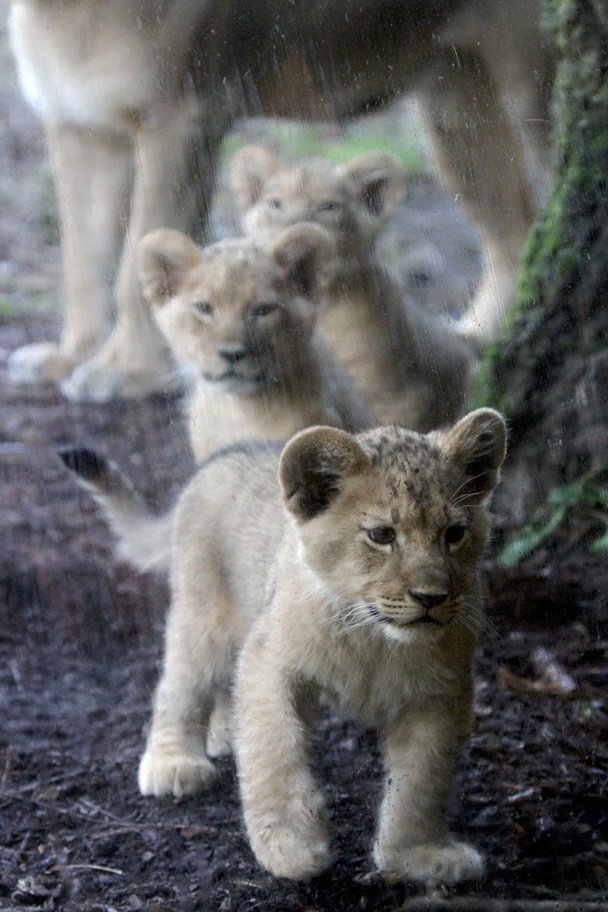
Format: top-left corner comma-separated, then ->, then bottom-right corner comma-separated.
58,447 -> 108,481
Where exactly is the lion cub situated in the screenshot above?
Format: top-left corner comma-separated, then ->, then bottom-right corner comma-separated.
88,407 -> 504,884
230,146 -> 475,431
138,223 -> 374,462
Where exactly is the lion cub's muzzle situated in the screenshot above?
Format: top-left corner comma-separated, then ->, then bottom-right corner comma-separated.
204,345 -> 273,391
370,590 -> 452,628
207,339 -> 281,391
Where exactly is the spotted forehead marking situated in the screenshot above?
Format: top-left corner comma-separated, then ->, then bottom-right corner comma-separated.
195,240 -> 279,301
361,427 -> 453,521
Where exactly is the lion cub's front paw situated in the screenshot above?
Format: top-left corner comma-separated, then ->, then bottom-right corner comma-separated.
251,817 -> 330,881
373,839 -> 484,886
247,788 -> 330,881
138,748 -> 216,798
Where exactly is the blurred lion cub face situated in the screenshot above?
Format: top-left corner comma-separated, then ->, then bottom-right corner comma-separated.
230,146 -> 406,267
137,224 -> 335,394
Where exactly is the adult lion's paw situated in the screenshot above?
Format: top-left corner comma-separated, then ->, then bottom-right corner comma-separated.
373,839 -> 484,886
60,334 -> 179,402
138,748 -> 216,798
8,342 -> 78,386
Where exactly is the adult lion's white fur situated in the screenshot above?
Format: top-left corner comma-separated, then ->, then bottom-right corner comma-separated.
62,408 -> 507,884
8,0 -> 553,401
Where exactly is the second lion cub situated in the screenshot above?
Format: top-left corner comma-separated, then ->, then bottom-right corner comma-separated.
138,223 -> 373,462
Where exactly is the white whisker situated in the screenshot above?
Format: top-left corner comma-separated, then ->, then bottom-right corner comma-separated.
463,592 -> 488,603
450,599 -> 483,634
452,610 -> 480,637
321,600 -> 380,638
450,472 -> 486,506
462,603 -> 498,639
450,598 -> 498,640
451,490 -> 483,507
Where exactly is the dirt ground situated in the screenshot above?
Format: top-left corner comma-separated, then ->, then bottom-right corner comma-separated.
1,12 -> 608,906
1,296 -> 608,912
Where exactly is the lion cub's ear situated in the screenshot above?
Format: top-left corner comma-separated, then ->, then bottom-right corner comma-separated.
280,426 -> 369,521
442,408 -> 507,503
269,223 -> 336,301
138,229 -> 202,306
341,152 -> 407,226
230,145 -> 283,212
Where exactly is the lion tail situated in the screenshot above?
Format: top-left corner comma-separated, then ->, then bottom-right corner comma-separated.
59,447 -> 170,573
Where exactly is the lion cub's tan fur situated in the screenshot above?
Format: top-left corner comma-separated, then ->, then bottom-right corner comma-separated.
127,408 -> 506,884
231,147 -> 476,431
138,223 -> 374,463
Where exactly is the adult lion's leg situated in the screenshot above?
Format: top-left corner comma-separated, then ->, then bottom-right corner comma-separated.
62,98 -> 225,402
9,124 -> 132,386
417,47 -> 546,347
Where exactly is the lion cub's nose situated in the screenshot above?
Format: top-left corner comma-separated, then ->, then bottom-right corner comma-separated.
218,346 -> 247,364
408,591 -> 449,611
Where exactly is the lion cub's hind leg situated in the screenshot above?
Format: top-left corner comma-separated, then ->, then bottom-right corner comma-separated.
139,562 -> 236,798
205,686 -> 233,759
138,630 -> 217,798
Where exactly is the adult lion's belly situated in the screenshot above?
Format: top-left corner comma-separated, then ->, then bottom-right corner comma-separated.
9,3 -> 165,130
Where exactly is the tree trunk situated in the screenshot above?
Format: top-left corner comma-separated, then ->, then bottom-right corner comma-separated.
477,0 -> 608,540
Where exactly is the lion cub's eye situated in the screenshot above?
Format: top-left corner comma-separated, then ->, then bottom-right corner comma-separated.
194,301 -> 214,320
445,525 -> 468,549
267,198 -> 282,210
248,302 -> 280,319
367,526 -> 396,547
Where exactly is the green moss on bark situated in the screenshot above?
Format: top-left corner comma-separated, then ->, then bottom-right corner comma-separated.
474,0 -> 608,412
474,0 -> 608,532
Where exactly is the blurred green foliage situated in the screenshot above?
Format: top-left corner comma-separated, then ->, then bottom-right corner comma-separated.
221,118 -> 427,175
499,466 -> 608,568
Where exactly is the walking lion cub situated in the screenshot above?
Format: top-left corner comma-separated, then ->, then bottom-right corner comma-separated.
63,407 -> 506,884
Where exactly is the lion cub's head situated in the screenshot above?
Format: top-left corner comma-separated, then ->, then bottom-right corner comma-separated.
138,224 -> 335,394
280,409 -> 506,644
230,145 -> 406,272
